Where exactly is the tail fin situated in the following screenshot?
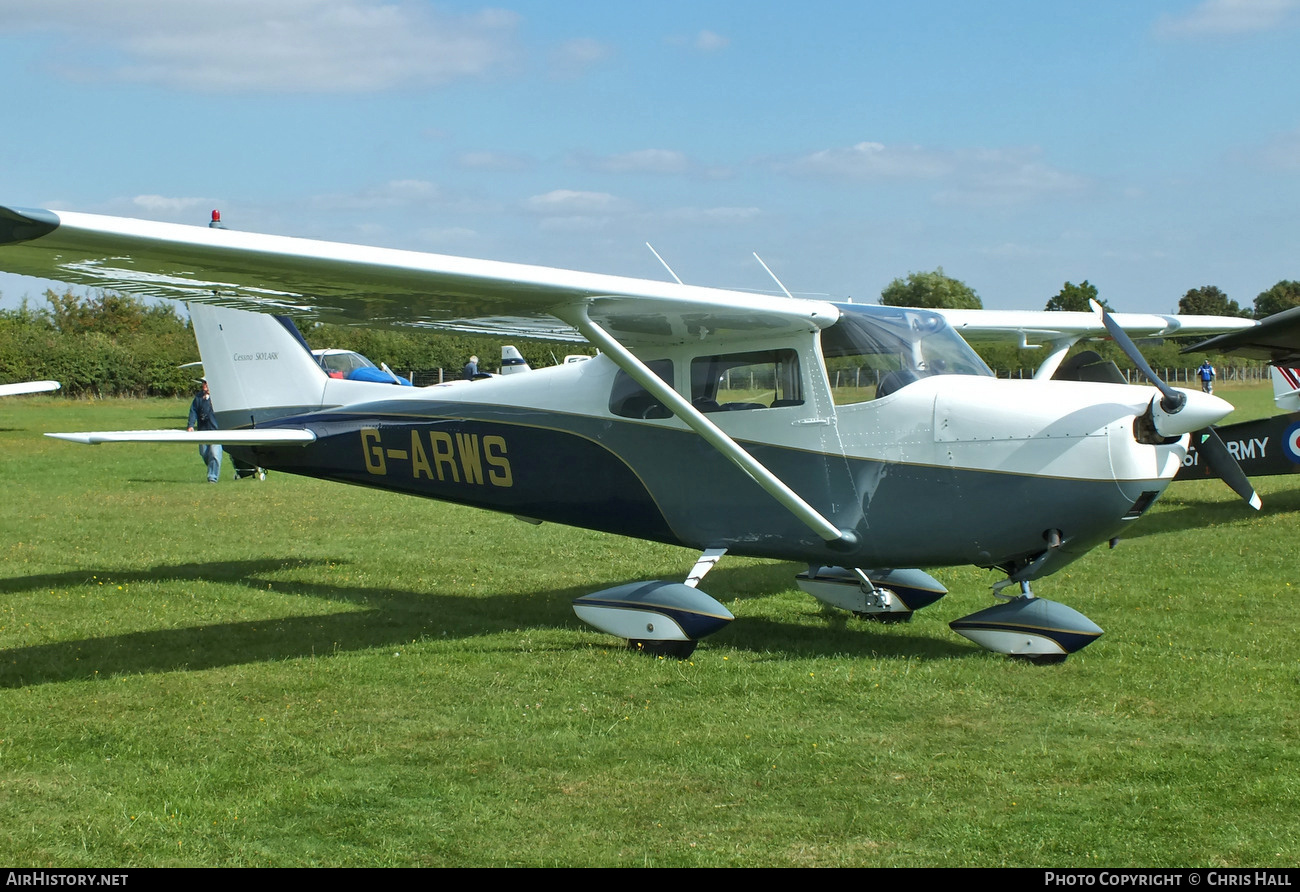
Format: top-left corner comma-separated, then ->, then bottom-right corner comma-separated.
189,303 -> 328,426
1271,364 -> 1300,413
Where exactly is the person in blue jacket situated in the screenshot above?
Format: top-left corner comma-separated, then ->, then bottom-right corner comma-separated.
1198,360 -> 1216,394
187,378 -> 222,482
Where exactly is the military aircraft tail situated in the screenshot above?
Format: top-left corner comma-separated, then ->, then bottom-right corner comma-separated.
188,303 -> 329,425
1270,364 -> 1300,412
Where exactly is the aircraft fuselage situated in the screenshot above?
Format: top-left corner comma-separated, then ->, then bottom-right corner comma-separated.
224,351 -> 1184,581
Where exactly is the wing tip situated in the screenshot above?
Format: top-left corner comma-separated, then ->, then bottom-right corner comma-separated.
0,206 -> 60,246
45,432 -> 97,445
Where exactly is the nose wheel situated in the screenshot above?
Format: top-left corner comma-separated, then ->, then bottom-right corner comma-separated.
950,580 -> 1103,660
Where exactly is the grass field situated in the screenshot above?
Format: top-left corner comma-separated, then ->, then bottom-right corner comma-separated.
1,387 -> 1297,867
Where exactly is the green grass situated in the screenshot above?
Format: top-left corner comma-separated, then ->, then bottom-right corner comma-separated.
1,393 -> 1297,866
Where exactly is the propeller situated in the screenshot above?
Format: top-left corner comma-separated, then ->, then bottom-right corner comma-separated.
1191,427 -> 1263,510
1091,300 -> 1261,510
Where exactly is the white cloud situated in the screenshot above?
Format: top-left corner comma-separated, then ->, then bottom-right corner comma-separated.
1233,128 -> 1300,171
1154,0 -> 1299,37
456,151 -> 533,172
693,30 -> 730,52
131,194 -> 218,216
591,149 -> 692,175
305,179 -> 450,212
933,150 -> 1089,207
525,190 -> 619,214
0,0 -> 520,93
784,142 -> 953,180
549,37 -> 612,78
574,149 -> 731,179
660,206 -> 760,224
667,29 -> 730,52
782,142 -> 1088,206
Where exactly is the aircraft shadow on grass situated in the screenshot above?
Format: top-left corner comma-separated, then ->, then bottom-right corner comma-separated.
1121,485 -> 1300,542
0,558 -> 969,687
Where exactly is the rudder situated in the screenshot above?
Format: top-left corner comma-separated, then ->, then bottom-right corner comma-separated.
1271,364 -> 1300,413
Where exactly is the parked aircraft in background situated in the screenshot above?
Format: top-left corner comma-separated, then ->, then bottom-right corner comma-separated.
1178,307 -> 1300,484
0,204 -> 1259,661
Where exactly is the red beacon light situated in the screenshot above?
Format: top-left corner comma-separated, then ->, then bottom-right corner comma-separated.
209,209 -> 226,230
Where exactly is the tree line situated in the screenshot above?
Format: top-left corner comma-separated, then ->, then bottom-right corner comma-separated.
0,289 -> 590,398
881,267 -> 1299,319
2,278 -> 1283,398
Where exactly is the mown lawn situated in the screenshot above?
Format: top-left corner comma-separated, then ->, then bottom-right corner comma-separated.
0,392 -> 1296,866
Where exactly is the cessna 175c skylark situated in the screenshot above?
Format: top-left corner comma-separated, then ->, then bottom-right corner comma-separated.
0,204 -> 1258,661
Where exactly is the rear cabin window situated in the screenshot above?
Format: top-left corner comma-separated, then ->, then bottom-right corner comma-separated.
690,349 -> 802,412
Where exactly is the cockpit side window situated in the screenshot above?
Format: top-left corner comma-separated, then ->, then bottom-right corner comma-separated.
609,359 -> 675,419
820,306 -> 991,405
689,349 -> 802,412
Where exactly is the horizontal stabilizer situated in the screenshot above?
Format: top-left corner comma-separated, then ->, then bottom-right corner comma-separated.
46,429 -> 316,446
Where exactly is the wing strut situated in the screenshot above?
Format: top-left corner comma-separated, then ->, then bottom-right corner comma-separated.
569,308 -> 859,550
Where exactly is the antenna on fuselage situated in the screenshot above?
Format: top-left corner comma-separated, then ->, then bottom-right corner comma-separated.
645,243 -> 684,285
753,253 -> 793,299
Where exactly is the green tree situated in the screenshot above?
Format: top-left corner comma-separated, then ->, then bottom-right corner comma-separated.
880,268 -> 982,309
1253,280 -> 1300,319
1045,280 -> 1109,312
1178,285 -> 1248,317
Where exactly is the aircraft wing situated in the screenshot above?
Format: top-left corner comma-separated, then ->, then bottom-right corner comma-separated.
936,309 -> 1256,346
0,380 -> 59,397
0,206 -> 839,345
45,429 -> 317,445
1181,306 -> 1300,364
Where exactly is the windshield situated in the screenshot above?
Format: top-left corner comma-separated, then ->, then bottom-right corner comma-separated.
316,350 -> 378,375
820,304 -> 992,404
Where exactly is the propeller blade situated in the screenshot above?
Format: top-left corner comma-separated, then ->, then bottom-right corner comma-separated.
1091,299 -> 1185,413
1193,426 -> 1262,510
1090,299 -> 1232,437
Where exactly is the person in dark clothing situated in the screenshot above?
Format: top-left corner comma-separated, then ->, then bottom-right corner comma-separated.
187,378 -> 222,482
463,354 -> 480,380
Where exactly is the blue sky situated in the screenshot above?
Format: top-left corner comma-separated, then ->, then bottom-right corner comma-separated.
1,0 -> 1298,314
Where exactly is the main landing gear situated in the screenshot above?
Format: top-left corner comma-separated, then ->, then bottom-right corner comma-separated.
794,566 -> 948,623
571,549 -> 734,658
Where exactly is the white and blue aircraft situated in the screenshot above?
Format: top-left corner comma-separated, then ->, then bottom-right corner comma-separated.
0,205 -> 1258,660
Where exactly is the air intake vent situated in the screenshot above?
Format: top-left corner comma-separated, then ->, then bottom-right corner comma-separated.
1122,490 -> 1160,520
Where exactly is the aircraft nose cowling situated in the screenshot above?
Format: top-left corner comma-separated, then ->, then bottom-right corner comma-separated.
1150,388 -> 1233,438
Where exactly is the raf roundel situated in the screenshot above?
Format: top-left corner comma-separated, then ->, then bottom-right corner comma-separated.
1283,421 -> 1300,465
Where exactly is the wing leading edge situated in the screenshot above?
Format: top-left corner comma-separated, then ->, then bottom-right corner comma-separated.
0,206 -> 839,346
935,308 -> 1257,380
